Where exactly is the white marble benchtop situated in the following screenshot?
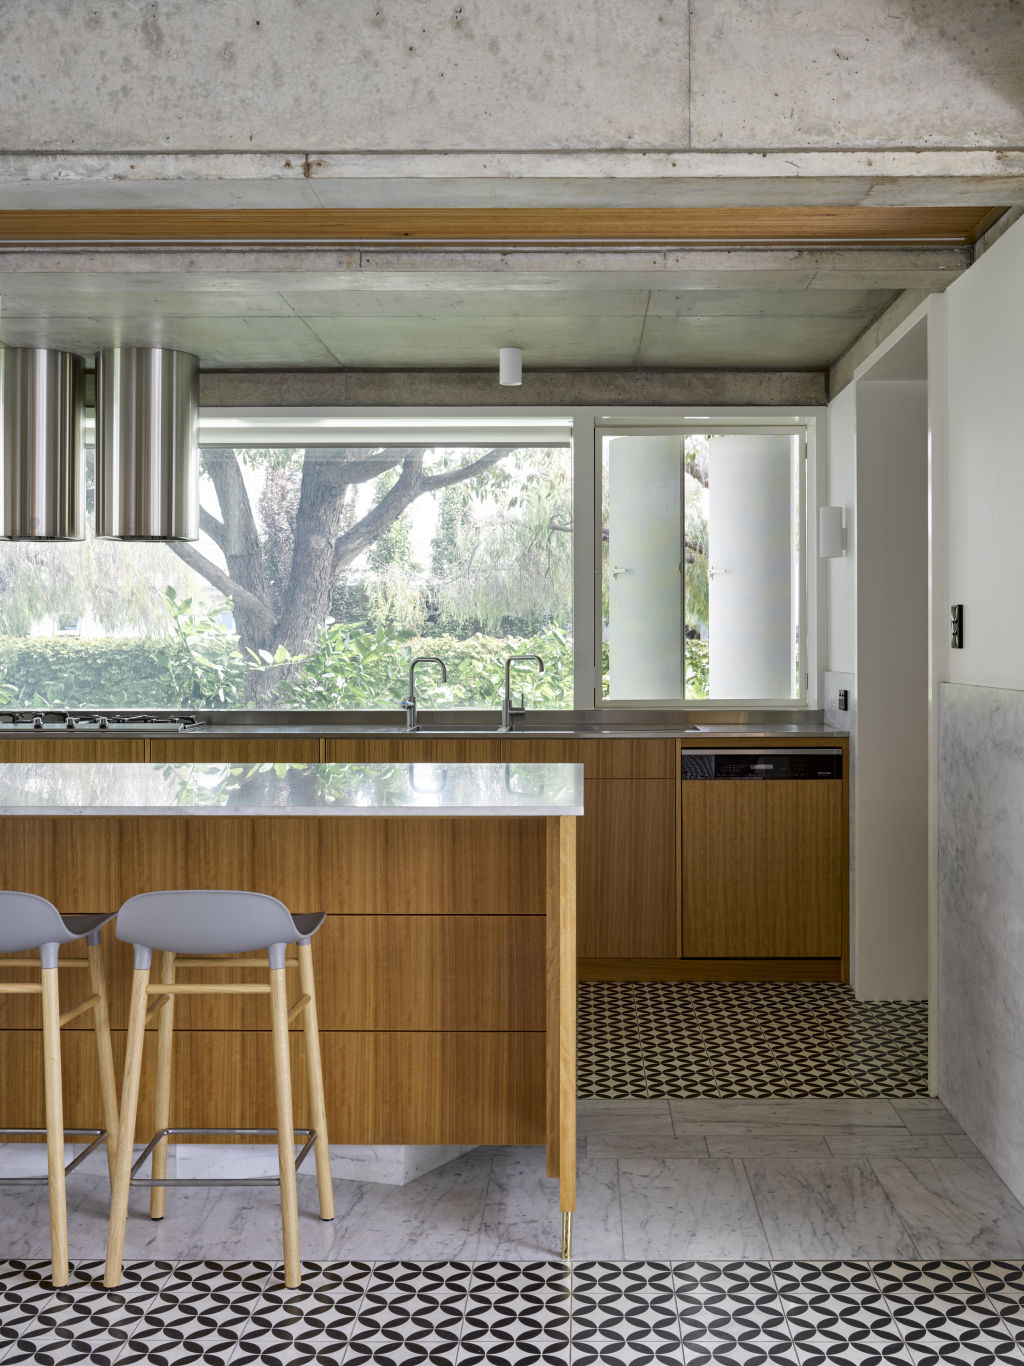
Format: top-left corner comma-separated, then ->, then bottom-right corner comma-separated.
0,761 -> 584,817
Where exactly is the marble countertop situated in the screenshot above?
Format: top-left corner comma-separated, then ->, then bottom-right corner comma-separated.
0,761 -> 584,817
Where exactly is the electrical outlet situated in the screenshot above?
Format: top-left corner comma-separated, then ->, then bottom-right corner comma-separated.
951,604 -> 964,649
837,689 -> 848,711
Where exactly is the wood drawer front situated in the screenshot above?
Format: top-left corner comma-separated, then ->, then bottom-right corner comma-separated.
502,737 -> 676,779
150,737 -> 321,763
578,779 -> 677,958
325,737 -> 502,763
682,779 -> 843,958
0,1028 -> 546,1147
5,915 -> 545,1034
0,738 -> 146,763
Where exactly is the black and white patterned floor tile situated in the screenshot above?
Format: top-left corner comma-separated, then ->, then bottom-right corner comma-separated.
6,1259 -> 1024,1365
578,981 -> 929,1100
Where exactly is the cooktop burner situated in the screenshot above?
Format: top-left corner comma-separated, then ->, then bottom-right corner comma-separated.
0,711 -> 205,732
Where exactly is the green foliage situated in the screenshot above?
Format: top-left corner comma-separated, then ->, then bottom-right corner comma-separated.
0,635 -> 182,708
280,621 -> 573,711
685,637 -> 710,700
163,587 -> 253,708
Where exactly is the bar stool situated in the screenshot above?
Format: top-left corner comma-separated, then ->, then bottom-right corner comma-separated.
0,893 -> 119,1287
103,890 -> 334,1289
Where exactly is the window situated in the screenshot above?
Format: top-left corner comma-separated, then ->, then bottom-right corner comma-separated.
599,426 -> 803,703
0,418 -> 574,711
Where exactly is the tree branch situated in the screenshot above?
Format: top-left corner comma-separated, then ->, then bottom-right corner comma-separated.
200,507 -> 227,549
167,542 -> 276,630
420,448 -> 505,492
331,455 -> 425,572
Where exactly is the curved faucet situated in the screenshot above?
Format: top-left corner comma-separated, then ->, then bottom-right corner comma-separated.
500,654 -> 545,732
402,656 -> 448,731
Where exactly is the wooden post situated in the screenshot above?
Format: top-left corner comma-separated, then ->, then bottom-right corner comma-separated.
40,964 -> 68,1287
149,950 -> 176,1219
269,965 -> 301,1287
104,967 -> 150,1288
87,941 -> 119,1186
297,943 -> 335,1222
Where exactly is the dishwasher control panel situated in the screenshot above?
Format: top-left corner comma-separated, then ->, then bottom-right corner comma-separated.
681,749 -> 843,780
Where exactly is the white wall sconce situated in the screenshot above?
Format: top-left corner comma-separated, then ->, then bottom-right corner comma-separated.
819,505 -> 846,558
499,346 -> 522,387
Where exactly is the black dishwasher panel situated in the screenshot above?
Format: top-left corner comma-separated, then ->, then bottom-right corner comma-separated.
681,749 -> 842,781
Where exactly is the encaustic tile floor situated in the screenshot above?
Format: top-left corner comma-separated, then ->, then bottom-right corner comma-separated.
576,983 -> 929,1101
1,986 -> 1011,1366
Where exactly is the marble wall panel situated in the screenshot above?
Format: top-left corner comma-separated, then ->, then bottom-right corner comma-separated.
939,682 -> 1024,1206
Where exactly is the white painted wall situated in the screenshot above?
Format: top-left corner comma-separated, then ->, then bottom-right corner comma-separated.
945,217 -> 1024,690
826,385 -> 857,675
825,324 -> 930,1001
854,376 -> 930,1000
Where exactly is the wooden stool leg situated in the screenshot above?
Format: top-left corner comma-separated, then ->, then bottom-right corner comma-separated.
296,943 -> 334,1222
149,951 -> 176,1219
87,942 -> 119,1187
104,967 -> 150,1288
40,964 -> 68,1287
269,965 -> 301,1288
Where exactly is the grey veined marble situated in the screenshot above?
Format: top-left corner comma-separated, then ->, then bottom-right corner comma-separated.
939,682 -> 1024,1212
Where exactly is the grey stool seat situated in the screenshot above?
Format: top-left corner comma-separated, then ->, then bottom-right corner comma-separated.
0,892 -> 120,1287
104,890 -> 334,1290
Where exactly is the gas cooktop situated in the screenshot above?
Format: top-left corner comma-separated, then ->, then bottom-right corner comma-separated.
0,711 -> 205,732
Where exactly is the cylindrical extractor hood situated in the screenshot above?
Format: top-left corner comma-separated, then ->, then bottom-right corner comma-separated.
0,347 -> 86,540
95,346 -> 199,541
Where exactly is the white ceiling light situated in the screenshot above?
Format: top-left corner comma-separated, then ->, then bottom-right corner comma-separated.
499,346 -> 523,387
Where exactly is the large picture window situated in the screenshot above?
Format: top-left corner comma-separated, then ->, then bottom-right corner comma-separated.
0,422 -> 574,711
599,426 -> 803,703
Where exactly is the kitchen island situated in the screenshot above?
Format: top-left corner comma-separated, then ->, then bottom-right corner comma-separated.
0,760 -> 582,1252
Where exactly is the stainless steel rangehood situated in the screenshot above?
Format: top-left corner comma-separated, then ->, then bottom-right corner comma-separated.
0,347 -> 86,540
95,346 -> 199,541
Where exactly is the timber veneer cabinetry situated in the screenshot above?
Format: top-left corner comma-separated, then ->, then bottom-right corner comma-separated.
0,730 -> 849,984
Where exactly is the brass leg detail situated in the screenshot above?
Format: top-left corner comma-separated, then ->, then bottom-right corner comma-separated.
561,1211 -> 573,1260
149,951 -> 175,1219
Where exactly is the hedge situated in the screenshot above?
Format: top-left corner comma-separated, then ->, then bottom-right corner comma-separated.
0,636 -> 182,709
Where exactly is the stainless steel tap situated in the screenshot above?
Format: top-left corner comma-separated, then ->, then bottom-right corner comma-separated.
402,656 -> 448,731
500,655 -> 545,732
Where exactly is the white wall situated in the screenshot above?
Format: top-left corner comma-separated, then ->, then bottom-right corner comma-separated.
945,217 -> 1024,689
935,215 -> 1024,1200
826,385 -> 857,674
854,376 -> 930,1000
826,324 -> 930,1001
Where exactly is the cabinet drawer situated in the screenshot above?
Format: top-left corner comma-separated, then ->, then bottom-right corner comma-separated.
502,737 -> 676,779
325,737 -> 502,764
150,737 -> 320,763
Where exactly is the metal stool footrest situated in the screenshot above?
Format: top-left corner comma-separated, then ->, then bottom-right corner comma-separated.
0,1128 -> 107,1185
129,1127 -> 317,1188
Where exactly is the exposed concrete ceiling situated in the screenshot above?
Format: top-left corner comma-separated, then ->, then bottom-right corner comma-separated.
0,230 -> 982,373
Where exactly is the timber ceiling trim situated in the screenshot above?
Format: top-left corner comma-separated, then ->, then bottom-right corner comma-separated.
0,206 -> 1004,247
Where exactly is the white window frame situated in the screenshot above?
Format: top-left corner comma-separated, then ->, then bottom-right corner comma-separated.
183,401 -> 825,713
592,418 -> 810,710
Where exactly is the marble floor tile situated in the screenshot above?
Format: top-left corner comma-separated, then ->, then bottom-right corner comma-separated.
476,1150 -> 622,1262
618,1158 -> 770,1261
584,1136 -> 711,1161
576,1099 -> 676,1139
706,1138 -> 832,1161
669,1101 -> 904,1131
743,1159 -> 919,1261
323,1155 -> 493,1262
824,1134 -> 960,1159
888,1102 -> 963,1136
870,1158 -> 1024,1260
